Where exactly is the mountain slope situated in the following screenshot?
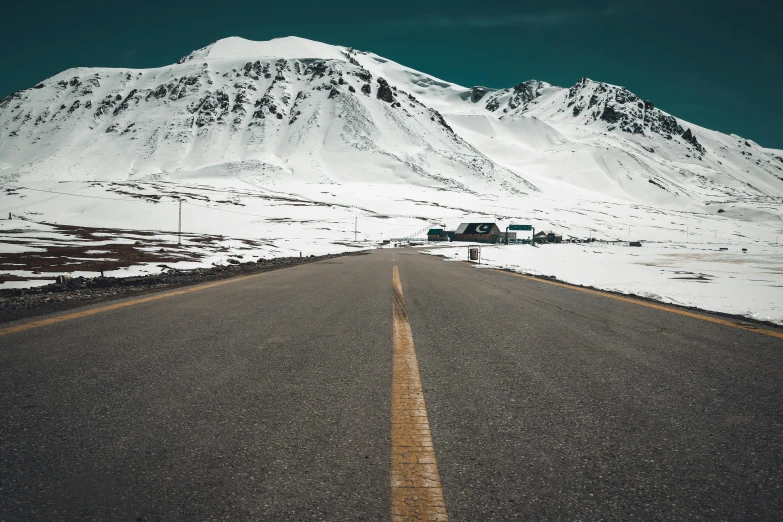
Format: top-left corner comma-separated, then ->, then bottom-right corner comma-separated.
1,35 -> 782,208
0,37 -> 534,195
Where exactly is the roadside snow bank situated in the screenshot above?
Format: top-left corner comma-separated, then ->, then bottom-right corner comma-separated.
425,243 -> 783,325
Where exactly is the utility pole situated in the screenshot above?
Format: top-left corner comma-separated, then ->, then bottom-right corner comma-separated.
354,217 -> 357,242
178,198 -> 182,245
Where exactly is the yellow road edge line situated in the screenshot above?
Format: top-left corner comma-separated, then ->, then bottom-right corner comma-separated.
493,268 -> 783,340
0,269 -> 279,337
391,265 -> 448,521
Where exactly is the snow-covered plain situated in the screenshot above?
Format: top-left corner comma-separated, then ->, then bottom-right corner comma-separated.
1,36 -> 782,323
426,242 -> 783,325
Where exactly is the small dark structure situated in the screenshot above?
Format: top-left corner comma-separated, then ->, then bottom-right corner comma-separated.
427,228 -> 448,242
454,223 -> 502,243
629,241 -> 642,247
534,230 -> 563,244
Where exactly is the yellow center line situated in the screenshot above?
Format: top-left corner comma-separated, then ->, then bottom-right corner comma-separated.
391,265 -> 448,521
0,269 -> 279,337
494,269 -> 783,340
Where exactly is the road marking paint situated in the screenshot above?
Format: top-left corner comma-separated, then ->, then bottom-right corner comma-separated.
495,269 -> 783,340
391,266 -> 448,521
0,270 -> 276,337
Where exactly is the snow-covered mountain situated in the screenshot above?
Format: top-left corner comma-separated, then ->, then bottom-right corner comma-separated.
0,37 -> 534,195
2,36 -> 782,205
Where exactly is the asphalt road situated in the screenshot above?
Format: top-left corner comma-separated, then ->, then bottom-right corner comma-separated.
1,248 -> 782,520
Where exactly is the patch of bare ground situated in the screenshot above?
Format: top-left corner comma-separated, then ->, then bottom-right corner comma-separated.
0,223 -> 223,281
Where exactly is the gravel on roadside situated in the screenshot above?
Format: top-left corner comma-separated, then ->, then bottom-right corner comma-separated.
0,253 -> 355,324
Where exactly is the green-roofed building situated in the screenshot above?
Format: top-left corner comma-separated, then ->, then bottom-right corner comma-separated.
427,228 -> 448,241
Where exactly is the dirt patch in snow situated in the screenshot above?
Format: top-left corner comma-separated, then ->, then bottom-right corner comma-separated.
0,222 -> 273,282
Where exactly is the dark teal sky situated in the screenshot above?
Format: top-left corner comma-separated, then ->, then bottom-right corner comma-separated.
2,0 -> 780,147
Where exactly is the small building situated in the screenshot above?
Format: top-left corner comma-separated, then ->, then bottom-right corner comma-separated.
534,230 -> 563,243
500,232 -> 517,243
427,228 -> 448,241
454,222 -> 502,243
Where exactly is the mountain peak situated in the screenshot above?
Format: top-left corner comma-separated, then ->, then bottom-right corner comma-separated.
179,36 -> 347,64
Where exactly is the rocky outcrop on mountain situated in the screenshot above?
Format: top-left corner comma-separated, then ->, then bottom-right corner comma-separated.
508,80 -> 547,111
191,90 -> 230,127
681,128 -> 705,154
113,89 -> 144,116
484,80 -> 549,113
564,77 -> 685,138
460,86 -> 495,103
376,77 -> 395,103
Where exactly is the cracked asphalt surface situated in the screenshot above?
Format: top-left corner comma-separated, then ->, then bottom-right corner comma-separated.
1,249 -> 782,520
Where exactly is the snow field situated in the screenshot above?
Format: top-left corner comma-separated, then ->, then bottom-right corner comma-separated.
426,242 -> 783,325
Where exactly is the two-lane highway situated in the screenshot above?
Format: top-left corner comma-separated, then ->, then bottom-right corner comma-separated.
2,249 -> 782,520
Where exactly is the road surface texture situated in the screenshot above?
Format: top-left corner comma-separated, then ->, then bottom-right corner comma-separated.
1,248 -> 781,520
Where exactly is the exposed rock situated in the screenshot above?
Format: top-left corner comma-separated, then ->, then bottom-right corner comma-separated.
681,128 -> 705,154
252,92 -> 279,119
376,77 -> 395,103
600,104 -> 623,124
462,86 -> 493,103
113,89 -> 140,116
356,69 -> 372,82
0,91 -> 24,110
485,97 -> 500,112
507,80 -> 546,110
429,109 -> 454,133
147,84 -> 168,100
